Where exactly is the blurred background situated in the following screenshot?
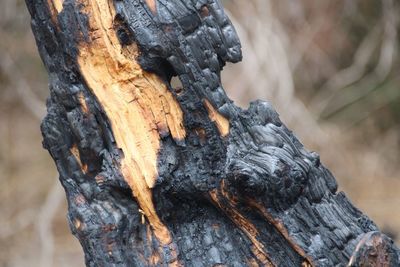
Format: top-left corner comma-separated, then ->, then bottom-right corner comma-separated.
0,0 -> 399,266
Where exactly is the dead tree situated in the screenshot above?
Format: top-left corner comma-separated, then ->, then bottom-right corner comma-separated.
26,0 -> 399,266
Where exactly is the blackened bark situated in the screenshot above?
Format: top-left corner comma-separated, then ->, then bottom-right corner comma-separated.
26,0 -> 399,266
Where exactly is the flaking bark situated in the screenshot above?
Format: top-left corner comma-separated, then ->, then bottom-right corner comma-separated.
26,0 -> 399,266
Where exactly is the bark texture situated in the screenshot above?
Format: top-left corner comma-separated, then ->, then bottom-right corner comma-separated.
26,0 -> 400,266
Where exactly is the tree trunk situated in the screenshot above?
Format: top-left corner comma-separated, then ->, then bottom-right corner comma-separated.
26,0 -> 399,266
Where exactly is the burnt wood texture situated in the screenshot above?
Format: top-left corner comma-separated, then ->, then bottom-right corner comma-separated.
26,0 -> 399,266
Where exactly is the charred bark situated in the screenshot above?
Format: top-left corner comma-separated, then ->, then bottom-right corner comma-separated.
26,0 -> 399,266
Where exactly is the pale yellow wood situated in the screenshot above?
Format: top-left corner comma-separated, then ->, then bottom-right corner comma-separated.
47,0 -> 186,247
204,99 -> 230,137
145,0 -> 157,14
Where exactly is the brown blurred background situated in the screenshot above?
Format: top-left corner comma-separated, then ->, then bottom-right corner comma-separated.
0,0 -> 399,266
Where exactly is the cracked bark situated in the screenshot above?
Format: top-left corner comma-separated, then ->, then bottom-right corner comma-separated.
26,0 -> 399,266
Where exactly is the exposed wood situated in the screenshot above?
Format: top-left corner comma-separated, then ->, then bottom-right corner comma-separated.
26,0 -> 400,266
145,0 -> 157,14
204,99 -> 230,137
210,189 -> 274,266
76,0 -> 185,246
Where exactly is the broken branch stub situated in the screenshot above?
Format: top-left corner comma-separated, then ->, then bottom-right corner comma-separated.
26,0 -> 399,266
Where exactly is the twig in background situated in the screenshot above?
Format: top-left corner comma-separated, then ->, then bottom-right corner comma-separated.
0,53 -> 46,121
226,0 -> 329,146
0,208 -> 36,239
315,0 -> 399,122
36,180 -> 64,267
309,23 -> 381,114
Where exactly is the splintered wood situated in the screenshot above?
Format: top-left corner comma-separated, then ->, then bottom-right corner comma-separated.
145,0 -> 157,14
210,190 -> 274,266
46,0 -> 64,26
52,0 -> 63,12
78,0 -> 186,245
47,0 -> 185,246
204,99 -> 230,137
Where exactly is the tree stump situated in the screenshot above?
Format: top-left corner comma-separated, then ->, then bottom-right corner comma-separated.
26,0 -> 399,266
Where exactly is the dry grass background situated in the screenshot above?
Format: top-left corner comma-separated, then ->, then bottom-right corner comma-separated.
0,0 -> 399,266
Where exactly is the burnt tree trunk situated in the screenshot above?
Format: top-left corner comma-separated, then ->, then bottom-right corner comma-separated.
26,0 -> 399,266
